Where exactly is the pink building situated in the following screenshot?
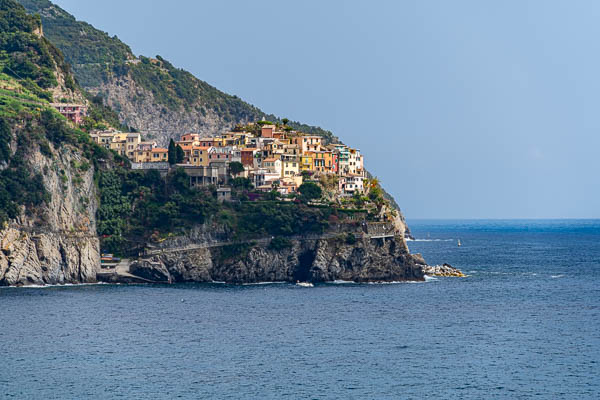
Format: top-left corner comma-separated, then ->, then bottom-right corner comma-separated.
50,103 -> 87,124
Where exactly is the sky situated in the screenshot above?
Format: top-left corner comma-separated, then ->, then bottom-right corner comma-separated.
53,0 -> 600,219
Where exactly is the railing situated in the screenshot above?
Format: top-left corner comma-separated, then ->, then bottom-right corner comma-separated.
144,225 -> 399,255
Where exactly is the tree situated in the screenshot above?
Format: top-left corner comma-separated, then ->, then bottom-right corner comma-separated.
231,177 -> 253,189
229,161 -> 244,176
298,182 -> 322,202
282,118 -> 289,125
167,139 -> 176,165
175,144 -> 184,163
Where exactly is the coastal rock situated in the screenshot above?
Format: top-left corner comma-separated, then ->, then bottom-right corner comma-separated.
422,263 -> 465,277
131,234 -> 425,284
130,259 -> 171,282
0,142 -> 100,286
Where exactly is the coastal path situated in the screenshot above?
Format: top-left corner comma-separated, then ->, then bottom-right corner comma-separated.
143,231 -> 396,256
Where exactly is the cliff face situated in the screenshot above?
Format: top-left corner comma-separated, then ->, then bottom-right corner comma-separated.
91,74 -> 258,146
0,139 -> 100,286
127,218 -> 424,284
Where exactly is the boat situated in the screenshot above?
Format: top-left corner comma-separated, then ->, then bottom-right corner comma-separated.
296,281 -> 314,288
457,239 -> 461,247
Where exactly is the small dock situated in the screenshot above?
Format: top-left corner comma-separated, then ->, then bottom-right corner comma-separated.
96,258 -> 160,284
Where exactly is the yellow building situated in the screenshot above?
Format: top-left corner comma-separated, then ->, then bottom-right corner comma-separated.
291,135 -> 322,153
188,146 -> 212,167
90,131 -> 115,149
300,154 -> 313,172
124,133 -> 141,160
135,147 -> 168,163
109,132 -> 128,156
150,148 -> 168,162
307,150 -> 336,174
282,154 -> 299,177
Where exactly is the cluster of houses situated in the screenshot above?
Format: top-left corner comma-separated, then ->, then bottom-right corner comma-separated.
90,123 -> 366,196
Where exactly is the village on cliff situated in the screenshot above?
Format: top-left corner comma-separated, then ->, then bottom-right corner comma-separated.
52,103 -> 367,201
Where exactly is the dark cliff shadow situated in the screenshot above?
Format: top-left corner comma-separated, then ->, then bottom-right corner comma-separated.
294,250 -> 316,282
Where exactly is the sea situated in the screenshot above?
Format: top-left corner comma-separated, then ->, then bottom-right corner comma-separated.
1,219 -> 599,399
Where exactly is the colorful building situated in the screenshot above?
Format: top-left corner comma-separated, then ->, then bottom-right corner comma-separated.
50,103 -> 87,124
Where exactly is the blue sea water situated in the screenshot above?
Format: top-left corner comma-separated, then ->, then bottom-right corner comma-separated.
1,219 -> 599,399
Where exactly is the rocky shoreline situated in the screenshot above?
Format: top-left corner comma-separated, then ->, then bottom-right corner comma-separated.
102,234 -> 426,285
421,263 -> 465,277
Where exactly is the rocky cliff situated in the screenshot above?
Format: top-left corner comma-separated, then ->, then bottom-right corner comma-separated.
121,216 -> 424,284
92,72 -> 259,145
0,138 -> 100,286
4,0 -> 425,286
129,235 -> 424,284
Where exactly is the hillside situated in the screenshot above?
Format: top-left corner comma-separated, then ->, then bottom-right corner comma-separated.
17,0 -> 406,214
0,0 -> 110,284
17,0 -> 337,144
1,0 -> 422,286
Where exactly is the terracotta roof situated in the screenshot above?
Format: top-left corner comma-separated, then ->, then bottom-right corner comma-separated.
151,148 -> 168,153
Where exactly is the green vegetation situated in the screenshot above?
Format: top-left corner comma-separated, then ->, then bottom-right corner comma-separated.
0,0 -> 60,94
0,0 -> 115,226
16,0 -> 340,145
129,56 -> 263,121
18,0 -> 132,87
166,139 -> 184,164
96,167 -> 217,253
0,115 -> 49,225
81,93 -> 128,132
298,182 -> 323,202
345,232 -> 357,245
268,236 -> 292,250
3,0 -> 406,254
96,166 -> 331,255
229,161 -> 244,176
167,139 -> 176,165
0,76 -> 46,118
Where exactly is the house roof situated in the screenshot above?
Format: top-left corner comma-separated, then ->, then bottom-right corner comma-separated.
151,148 -> 168,153
50,103 -> 86,108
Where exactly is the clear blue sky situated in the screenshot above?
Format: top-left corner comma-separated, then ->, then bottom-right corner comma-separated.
54,0 -> 600,219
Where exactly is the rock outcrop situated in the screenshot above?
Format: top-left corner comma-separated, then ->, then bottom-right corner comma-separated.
421,262 -> 465,277
0,142 -> 100,286
92,74 -> 259,146
128,233 -> 425,284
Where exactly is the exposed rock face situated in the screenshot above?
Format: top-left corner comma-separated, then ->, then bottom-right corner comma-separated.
91,75 -> 258,146
0,143 -> 100,286
421,263 -> 465,277
131,235 -> 425,284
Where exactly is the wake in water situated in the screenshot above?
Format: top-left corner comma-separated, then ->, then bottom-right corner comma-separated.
0,282 -> 111,289
406,238 -> 455,242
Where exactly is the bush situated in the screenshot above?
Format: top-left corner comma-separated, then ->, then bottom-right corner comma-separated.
269,236 -> 292,250
298,181 -> 322,202
345,232 -> 357,245
229,161 -> 244,176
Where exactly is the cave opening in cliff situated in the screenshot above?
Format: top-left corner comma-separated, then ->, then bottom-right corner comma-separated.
294,250 -> 315,282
